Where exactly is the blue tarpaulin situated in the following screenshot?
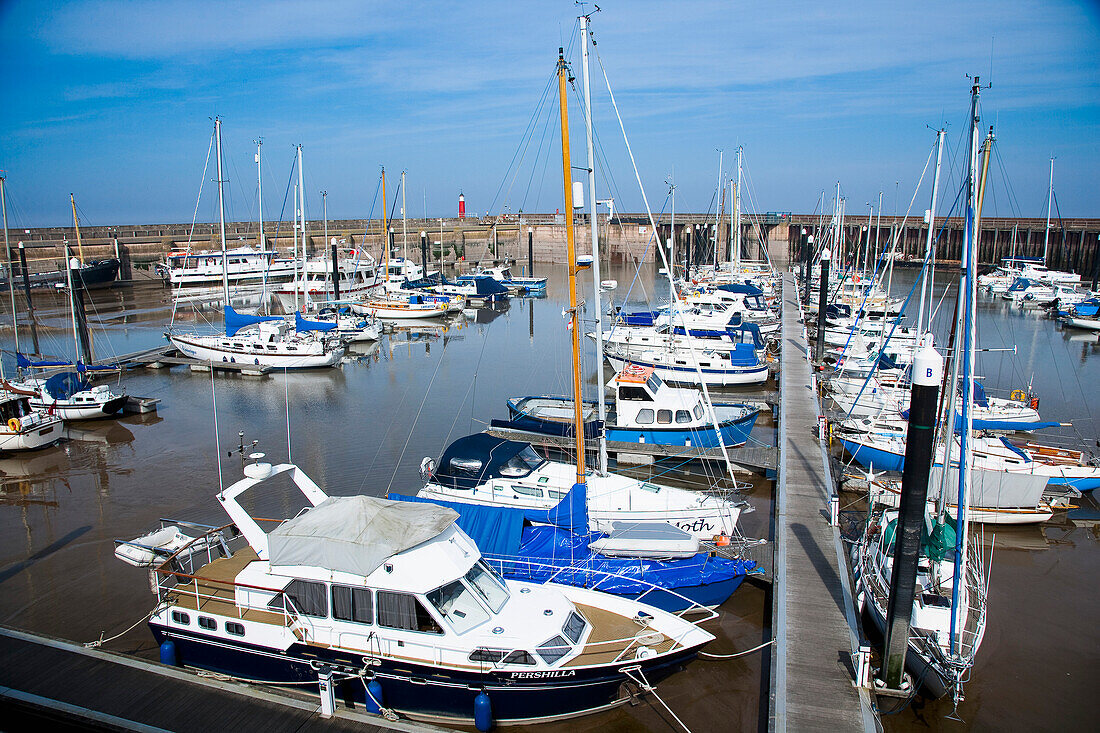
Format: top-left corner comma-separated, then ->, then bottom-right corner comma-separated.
225,306 -> 281,337
294,312 -> 337,333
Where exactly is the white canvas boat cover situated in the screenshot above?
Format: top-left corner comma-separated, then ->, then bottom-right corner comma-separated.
267,496 -> 458,576
929,467 -> 1047,509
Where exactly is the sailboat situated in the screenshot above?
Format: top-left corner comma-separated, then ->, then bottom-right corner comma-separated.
165,119 -> 345,369
8,195 -> 127,420
855,81 -> 992,705
0,175 -> 65,446
420,39 -> 750,543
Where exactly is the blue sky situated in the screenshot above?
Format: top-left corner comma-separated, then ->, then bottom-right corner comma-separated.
1,0 -> 1097,227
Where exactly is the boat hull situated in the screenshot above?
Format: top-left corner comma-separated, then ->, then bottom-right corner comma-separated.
860,590 -> 951,700
168,334 -> 343,369
507,397 -> 758,447
151,624 -> 705,724
605,356 -> 769,387
30,394 -> 127,420
0,419 -> 63,452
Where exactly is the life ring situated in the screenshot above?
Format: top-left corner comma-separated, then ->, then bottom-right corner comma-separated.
7,418 -> 20,432
1009,389 -> 1027,402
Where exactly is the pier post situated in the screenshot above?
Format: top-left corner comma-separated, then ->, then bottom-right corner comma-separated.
420,230 -> 428,272
1092,234 -> 1100,292
881,340 -> 943,690
815,248 -> 831,362
330,238 -> 340,301
16,242 -> 40,354
528,227 -> 534,276
803,234 -> 814,305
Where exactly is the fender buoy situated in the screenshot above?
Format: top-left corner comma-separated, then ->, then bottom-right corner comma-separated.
1010,389 -> 1027,402
1030,397 -> 1040,410
159,639 -> 177,666
473,691 -> 493,732
6,417 -> 20,432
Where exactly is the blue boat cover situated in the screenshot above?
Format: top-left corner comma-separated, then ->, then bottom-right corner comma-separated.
43,372 -> 90,400
999,437 -> 1032,462
716,282 -> 764,297
971,381 -> 989,408
471,275 -> 509,297
16,353 -> 71,369
386,493 -> 751,600
729,343 -> 761,366
619,310 -> 659,326
899,408 -> 1060,433
225,306 -> 281,337
294,312 -> 337,333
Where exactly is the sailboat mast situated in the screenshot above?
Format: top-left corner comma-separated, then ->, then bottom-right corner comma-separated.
734,146 -> 742,269
69,194 -> 85,264
381,168 -> 389,287
402,170 -> 408,263
255,139 -> 264,250
296,144 -> 304,312
714,149 -> 723,269
1043,156 -> 1053,264
214,117 -> 230,305
917,128 -> 945,342
579,15 -> 607,475
1,175 -> 18,362
951,77 -> 982,655
669,177 -> 676,288
557,47 -> 586,486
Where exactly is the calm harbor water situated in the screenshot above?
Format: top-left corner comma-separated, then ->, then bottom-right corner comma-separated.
0,263 -> 1094,731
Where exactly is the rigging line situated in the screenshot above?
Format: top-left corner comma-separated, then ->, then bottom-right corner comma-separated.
387,336 -> 451,493
519,89 -> 558,214
170,128 -> 216,328
518,85 -> 557,211
490,66 -> 558,215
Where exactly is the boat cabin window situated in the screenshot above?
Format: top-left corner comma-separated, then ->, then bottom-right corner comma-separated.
512,485 -> 543,498
171,611 -> 190,625
536,635 -> 571,664
657,409 -> 673,424
449,457 -> 483,475
464,560 -> 509,613
693,404 -> 704,420
547,489 -> 566,500
647,373 -> 663,392
332,584 -> 373,625
272,579 -> 328,618
377,591 -> 442,634
562,611 -> 587,644
427,579 -> 490,634
198,616 -> 216,630
675,410 -> 691,424
636,409 -> 655,424
469,648 -> 508,664
619,386 -> 651,402
498,445 -> 546,477
225,622 -> 245,637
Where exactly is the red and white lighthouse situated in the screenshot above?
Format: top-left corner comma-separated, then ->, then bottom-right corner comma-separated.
458,192 -> 466,219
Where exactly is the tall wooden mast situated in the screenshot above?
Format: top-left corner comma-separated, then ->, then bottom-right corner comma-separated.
557,48 -> 586,487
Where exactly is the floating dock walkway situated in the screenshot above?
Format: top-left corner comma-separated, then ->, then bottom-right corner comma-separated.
0,626 -> 442,733
769,272 -> 877,732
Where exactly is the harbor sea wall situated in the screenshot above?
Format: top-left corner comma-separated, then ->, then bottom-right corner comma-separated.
7,214 -> 1099,280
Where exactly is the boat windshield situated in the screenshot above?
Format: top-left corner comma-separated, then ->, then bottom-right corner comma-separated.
464,560 -> 509,613
646,373 -> 663,392
498,445 -> 546,477
427,579 -> 490,634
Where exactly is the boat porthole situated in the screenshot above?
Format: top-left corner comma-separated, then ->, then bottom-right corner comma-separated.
492,627 -> 504,634
543,609 -> 553,616
222,356 -> 228,362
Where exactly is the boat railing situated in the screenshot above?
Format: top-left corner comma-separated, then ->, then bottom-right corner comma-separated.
480,553 -> 717,659
151,522 -> 307,632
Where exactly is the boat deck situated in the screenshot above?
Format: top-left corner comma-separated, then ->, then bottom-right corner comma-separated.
165,548 -> 288,626
564,602 -> 674,667
770,272 -> 877,732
